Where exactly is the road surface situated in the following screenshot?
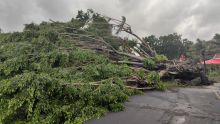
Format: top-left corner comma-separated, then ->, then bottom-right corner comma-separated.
86,83 -> 220,124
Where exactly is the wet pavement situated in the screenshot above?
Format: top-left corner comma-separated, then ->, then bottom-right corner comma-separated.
86,83 -> 220,124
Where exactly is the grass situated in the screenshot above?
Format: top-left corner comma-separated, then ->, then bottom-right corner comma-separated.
206,65 -> 220,82
208,71 -> 220,82
157,81 -> 183,91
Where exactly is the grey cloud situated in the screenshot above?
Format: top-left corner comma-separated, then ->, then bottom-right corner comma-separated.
35,0 -> 75,20
0,0 -> 220,41
0,0 -> 37,31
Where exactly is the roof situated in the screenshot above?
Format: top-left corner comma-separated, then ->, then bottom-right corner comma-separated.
203,58 -> 220,64
200,53 -> 220,65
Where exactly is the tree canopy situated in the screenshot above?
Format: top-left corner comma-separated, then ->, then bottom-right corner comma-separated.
143,33 -> 193,59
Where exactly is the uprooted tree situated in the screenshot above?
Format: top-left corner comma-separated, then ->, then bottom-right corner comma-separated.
63,10 -> 209,84
0,10 -> 211,124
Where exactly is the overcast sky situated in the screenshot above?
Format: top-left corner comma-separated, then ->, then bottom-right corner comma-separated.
0,0 -> 220,41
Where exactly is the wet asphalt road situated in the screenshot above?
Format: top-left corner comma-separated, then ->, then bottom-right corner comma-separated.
86,83 -> 220,124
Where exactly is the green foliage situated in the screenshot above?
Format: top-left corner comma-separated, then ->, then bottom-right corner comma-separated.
144,33 -> 191,60
0,72 -> 130,123
24,23 -> 40,31
84,64 -> 132,81
146,71 -> 179,91
143,58 -> 156,69
157,81 -> 180,91
147,72 -> 179,91
136,69 -> 147,80
187,34 -> 220,61
147,71 -> 160,85
153,54 -> 168,62
155,82 -> 166,91
45,30 -> 59,43
0,15 -> 138,124
86,15 -> 112,37
207,65 -> 220,81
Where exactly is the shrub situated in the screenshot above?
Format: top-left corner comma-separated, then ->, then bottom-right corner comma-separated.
153,54 -> 168,62
143,58 -> 156,69
147,71 -> 160,85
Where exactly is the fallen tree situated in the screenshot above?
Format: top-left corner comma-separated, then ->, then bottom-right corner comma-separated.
58,13 -> 209,86
0,10 -> 211,124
